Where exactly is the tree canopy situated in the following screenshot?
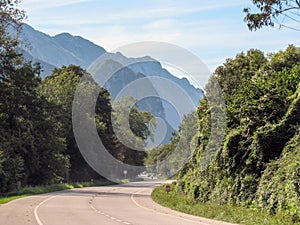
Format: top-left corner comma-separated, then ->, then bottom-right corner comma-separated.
0,0 -> 69,191
244,0 -> 300,31
0,1 -> 155,193
167,45 -> 300,221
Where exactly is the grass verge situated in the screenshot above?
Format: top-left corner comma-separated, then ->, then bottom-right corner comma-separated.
0,180 -> 114,204
151,184 -> 298,225
0,195 -> 30,204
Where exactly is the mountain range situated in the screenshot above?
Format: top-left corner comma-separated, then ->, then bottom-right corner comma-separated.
19,23 -> 203,145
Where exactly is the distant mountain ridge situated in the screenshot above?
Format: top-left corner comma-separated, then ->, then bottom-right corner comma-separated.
19,23 -> 203,144
96,52 -> 201,106
20,24 -> 106,76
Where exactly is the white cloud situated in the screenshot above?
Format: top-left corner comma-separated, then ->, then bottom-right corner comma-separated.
20,0 -> 299,72
88,17 -> 298,70
22,0 -> 247,26
20,0 -> 91,10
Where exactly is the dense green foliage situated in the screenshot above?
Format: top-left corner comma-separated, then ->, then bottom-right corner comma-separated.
145,112 -> 198,178
0,1 -> 153,195
40,65 -> 108,182
41,66 -> 151,180
150,45 -> 300,222
0,0 -> 69,193
112,96 -> 155,151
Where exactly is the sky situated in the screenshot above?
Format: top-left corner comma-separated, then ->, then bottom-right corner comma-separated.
19,0 -> 299,74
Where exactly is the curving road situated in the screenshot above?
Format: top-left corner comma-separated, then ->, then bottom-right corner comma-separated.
0,181 -> 238,225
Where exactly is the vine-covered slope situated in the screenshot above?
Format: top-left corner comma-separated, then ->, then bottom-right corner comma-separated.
176,45 -> 300,221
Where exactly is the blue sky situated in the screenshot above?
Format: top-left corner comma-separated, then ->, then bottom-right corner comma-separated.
20,0 -> 299,72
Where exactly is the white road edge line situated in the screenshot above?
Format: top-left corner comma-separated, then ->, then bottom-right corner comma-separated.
34,196 -> 56,225
130,188 -> 203,224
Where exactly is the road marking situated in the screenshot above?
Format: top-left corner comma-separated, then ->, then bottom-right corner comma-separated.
34,196 -> 56,225
33,185 -> 130,225
130,188 -> 204,224
89,196 -> 132,225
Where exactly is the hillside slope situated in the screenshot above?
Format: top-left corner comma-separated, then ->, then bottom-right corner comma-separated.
175,45 -> 300,221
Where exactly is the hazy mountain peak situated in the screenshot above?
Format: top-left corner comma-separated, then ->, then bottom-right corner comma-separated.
20,24 -> 106,76
54,32 -> 73,38
18,23 -> 203,144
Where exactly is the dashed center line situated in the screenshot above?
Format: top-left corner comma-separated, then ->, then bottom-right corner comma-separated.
89,196 -> 132,225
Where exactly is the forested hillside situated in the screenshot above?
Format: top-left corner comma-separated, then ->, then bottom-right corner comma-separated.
148,45 -> 300,221
169,46 -> 300,221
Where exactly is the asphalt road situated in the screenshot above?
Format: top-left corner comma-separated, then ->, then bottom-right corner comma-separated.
0,181 -> 238,225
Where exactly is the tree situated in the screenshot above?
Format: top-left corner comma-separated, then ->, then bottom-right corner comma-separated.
111,96 -> 154,171
112,96 -> 155,150
41,65 -> 105,182
41,66 -> 153,181
244,0 -> 300,31
0,0 -> 25,80
144,112 -> 198,178
0,1 -> 70,192
0,61 -> 70,188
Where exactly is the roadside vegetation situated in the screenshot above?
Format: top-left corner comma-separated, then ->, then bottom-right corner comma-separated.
149,45 -> 300,224
0,180 -> 114,204
152,184 -> 297,225
0,1 -> 153,196
148,1 -> 300,223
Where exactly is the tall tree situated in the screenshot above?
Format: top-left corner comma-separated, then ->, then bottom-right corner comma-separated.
42,66 -> 154,180
40,65 -> 105,182
0,0 -> 69,192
